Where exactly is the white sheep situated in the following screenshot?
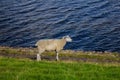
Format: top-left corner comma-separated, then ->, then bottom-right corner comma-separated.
35,35 -> 72,61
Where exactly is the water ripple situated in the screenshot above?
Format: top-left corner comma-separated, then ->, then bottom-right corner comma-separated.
0,0 -> 120,52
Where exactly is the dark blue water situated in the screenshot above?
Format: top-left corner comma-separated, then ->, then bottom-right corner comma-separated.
0,0 -> 120,52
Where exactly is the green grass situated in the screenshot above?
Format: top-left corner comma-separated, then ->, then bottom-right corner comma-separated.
0,46 -> 120,80
0,57 -> 120,80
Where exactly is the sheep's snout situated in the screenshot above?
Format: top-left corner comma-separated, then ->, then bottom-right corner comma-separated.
66,38 -> 72,42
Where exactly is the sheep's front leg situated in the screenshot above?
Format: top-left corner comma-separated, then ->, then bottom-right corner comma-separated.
56,52 -> 59,61
37,54 -> 41,61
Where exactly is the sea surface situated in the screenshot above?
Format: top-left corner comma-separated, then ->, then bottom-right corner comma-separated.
0,0 -> 120,52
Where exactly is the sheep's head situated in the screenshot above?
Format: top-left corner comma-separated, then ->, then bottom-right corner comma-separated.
62,35 -> 72,42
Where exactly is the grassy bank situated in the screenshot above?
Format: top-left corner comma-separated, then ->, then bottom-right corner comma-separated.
0,46 -> 120,80
0,57 -> 120,80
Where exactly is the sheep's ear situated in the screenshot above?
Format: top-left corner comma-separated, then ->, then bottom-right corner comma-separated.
62,36 -> 66,39
62,35 -> 68,39
65,35 -> 70,38
62,35 -> 70,39
66,35 -> 70,37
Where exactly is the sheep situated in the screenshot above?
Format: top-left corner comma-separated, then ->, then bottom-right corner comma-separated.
35,35 -> 72,61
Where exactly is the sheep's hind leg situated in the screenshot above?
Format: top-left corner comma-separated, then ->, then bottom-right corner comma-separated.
37,47 -> 45,61
37,50 -> 43,61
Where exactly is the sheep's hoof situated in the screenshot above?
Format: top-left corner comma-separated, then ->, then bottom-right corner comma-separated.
56,59 -> 59,61
37,54 -> 41,61
37,59 -> 41,61
37,58 -> 41,61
